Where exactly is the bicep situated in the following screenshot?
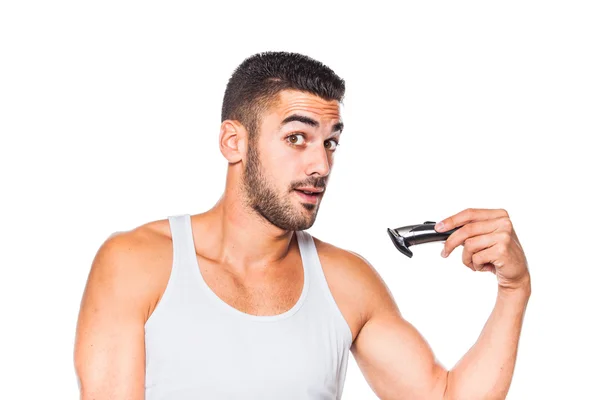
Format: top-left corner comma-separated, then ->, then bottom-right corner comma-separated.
352,310 -> 448,399
348,252 -> 448,399
74,234 -> 148,399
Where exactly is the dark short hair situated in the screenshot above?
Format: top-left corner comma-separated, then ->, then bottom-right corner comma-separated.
221,51 -> 345,142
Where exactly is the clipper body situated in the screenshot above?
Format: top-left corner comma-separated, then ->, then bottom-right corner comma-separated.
387,221 -> 461,258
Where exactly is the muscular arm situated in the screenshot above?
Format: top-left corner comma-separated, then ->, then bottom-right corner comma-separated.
74,231 -> 157,399
445,285 -> 530,399
348,251 -> 530,400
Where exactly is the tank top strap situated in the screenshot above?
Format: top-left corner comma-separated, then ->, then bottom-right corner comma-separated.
296,230 -> 353,346
166,214 -> 196,279
295,230 -> 312,264
296,230 -> 327,292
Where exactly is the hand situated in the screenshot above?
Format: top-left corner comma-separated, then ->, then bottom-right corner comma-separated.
435,208 -> 530,292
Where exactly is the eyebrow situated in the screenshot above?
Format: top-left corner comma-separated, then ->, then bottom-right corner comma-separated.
280,114 -> 344,134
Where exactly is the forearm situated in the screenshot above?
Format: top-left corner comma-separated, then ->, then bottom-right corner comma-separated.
444,281 -> 531,400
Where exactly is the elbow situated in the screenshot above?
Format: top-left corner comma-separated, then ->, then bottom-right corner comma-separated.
442,369 -> 452,400
442,370 -> 508,400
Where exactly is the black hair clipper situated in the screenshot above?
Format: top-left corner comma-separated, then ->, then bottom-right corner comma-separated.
387,221 -> 461,258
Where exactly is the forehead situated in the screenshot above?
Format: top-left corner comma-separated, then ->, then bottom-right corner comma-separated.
272,89 -> 341,121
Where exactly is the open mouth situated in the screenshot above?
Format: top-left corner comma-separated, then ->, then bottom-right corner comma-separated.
295,189 -> 320,196
294,189 -> 322,202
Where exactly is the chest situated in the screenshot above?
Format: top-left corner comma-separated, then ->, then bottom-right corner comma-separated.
145,298 -> 349,400
197,258 -> 361,343
200,261 -> 305,316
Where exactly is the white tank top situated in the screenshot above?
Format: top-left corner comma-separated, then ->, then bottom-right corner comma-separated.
144,214 -> 353,399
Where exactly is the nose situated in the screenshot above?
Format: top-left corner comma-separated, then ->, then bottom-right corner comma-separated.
306,143 -> 332,177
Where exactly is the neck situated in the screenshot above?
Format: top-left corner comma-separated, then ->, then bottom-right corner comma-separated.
195,192 -> 296,276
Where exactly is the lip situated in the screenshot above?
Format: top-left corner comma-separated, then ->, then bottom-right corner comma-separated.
295,187 -> 324,193
294,189 -> 322,204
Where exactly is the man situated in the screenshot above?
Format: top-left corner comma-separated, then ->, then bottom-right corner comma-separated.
74,51 -> 531,399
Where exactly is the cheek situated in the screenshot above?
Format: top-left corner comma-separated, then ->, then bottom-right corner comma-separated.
262,157 -> 293,185
270,151 -> 301,172
260,143 -> 304,186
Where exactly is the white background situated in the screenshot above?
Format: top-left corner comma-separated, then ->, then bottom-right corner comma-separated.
1,1 -> 598,398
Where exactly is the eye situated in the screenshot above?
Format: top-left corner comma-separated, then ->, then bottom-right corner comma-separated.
325,139 -> 340,151
285,134 -> 340,151
286,133 -> 306,146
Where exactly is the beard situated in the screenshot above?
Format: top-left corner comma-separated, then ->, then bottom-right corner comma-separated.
241,139 -> 325,231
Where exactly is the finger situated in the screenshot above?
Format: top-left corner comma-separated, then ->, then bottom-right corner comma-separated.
461,232 -> 499,270
442,217 -> 503,257
471,245 -> 499,272
435,208 -> 509,233
480,265 -> 497,274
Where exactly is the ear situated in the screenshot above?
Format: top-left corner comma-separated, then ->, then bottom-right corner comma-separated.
219,120 -> 248,164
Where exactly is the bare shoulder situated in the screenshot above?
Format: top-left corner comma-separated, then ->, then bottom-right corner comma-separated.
312,236 -> 399,342
85,217 -> 174,321
314,237 -> 447,399
74,217 -> 173,396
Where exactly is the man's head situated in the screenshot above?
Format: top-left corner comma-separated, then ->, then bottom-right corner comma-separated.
219,52 -> 345,232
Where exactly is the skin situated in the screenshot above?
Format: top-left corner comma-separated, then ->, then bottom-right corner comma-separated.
74,89 -> 531,399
